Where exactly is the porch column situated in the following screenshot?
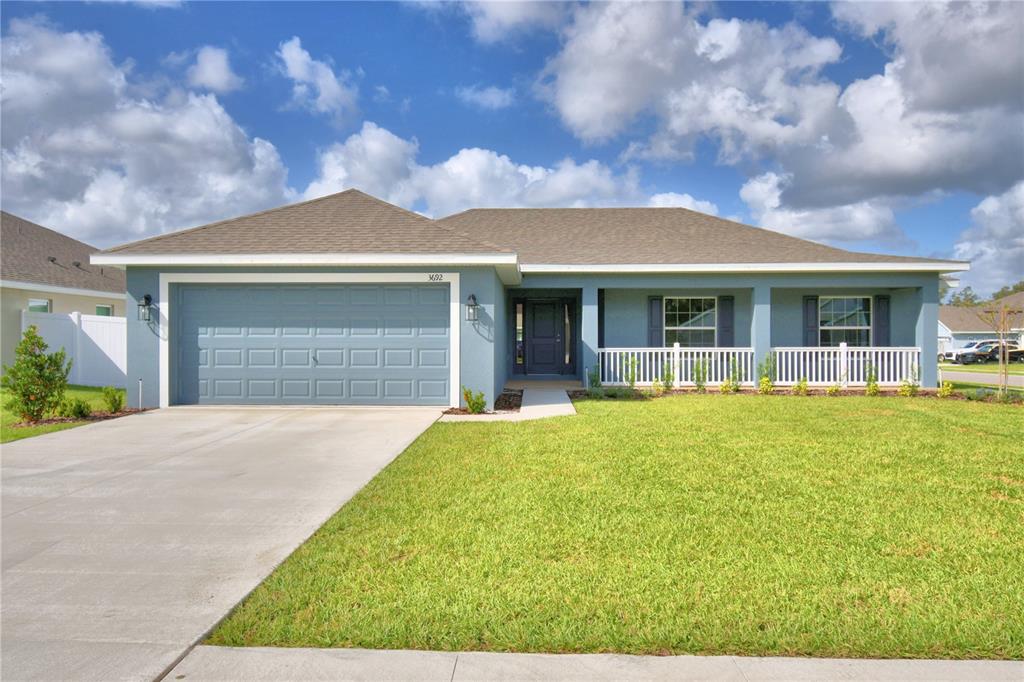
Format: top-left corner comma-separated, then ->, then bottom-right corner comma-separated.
751,284 -> 772,378
916,282 -> 939,388
581,284 -> 599,385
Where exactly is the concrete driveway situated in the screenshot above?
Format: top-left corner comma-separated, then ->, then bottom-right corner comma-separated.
1,406 -> 440,682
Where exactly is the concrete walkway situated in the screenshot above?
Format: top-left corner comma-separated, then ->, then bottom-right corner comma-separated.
1,407 -> 440,682
168,646 -> 1024,681
439,387 -> 576,422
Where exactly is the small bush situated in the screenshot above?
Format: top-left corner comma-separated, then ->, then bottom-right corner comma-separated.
966,387 -> 993,401
587,365 -> 602,390
102,386 -> 125,413
757,354 -> 776,394
937,380 -> 955,398
791,377 -> 809,396
997,390 -> 1023,405
0,326 -> 72,422
661,360 -> 674,393
692,360 -> 707,393
625,357 -> 638,390
865,362 -> 880,396
58,396 -> 91,419
719,378 -> 739,394
897,380 -> 919,397
758,376 -> 774,395
826,383 -> 841,397
461,385 -> 487,414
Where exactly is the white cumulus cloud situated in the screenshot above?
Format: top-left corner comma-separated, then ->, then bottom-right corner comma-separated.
455,84 -> 515,110
953,182 -> 1024,296
459,1 -> 570,43
648,193 -> 718,215
186,46 -> 244,93
1,18 -> 290,246
277,36 -> 358,124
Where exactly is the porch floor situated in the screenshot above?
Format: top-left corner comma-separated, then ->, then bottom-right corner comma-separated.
504,379 -> 584,391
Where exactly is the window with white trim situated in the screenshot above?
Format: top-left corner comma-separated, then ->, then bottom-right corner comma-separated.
28,298 -> 51,313
819,296 -> 871,346
664,297 -> 716,347
95,304 -> 113,316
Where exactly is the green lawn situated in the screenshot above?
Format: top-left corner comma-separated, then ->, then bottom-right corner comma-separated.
210,396 -> 1024,659
0,385 -> 124,444
940,363 -> 1024,376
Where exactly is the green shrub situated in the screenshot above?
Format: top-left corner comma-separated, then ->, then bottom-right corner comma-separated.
692,360 -> 707,393
660,360 -> 674,392
757,354 -> 776,394
587,365 -> 602,390
791,377 -> 809,396
461,385 -> 487,414
897,364 -> 920,397
937,380 -> 955,398
719,377 -> 739,394
826,383 -> 841,397
758,376 -> 774,395
966,387 -> 993,401
102,386 -> 125,413
865,362 -> 880,396
58,396 -> 92,419
0,326 -> 72,422
625,357 -> 638,390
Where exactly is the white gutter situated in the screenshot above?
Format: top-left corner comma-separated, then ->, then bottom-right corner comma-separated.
519,261 -> 970,274
0,279 -> 125,300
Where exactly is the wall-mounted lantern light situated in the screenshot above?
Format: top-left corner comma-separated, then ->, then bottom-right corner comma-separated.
465,294 -> 480,322
137,294 -> 153,322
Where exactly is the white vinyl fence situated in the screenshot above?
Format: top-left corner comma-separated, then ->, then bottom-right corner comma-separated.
598,346 -> 756,387
21,311 -> 127,387
773,345 -> 920,386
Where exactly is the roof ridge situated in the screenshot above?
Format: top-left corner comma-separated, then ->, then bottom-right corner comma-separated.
351,193 -> 512,253
101,189 -> 374,254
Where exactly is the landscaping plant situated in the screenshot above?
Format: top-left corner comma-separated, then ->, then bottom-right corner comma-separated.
587,365 -> 601,390
757,354 -> 776,395
102,386 -> 125,413
58,396 -> 91,420
0,326 -> 72,422
719,358 -> 741,393
625,357 -> 638,390
826,383 -> 841,396
660,360 -> 674,393
937,380 -> 955,398
865,362 -> 880,396
897,364 -> 920,397
461,386 -> 487,414
692,359 -> 707,393
791,377 -> 809,396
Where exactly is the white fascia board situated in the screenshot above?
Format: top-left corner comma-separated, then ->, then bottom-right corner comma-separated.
91,252 -> 518,267
0,279 -> 126,300
519,261 -> 970,274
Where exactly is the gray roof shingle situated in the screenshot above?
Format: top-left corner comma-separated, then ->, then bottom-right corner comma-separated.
939,291 -> 1024,332
1,212 -> 125,294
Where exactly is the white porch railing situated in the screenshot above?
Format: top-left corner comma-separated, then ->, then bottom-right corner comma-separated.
598,346 -> 755,387
596,344 -> 921,388
773,344 -> 920,386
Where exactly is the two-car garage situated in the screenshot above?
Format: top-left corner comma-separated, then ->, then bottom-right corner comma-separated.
171,281 -> 452,406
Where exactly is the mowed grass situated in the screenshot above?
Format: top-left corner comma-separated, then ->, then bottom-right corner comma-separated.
0,385 -> 123,444
210,396 -> 1024,658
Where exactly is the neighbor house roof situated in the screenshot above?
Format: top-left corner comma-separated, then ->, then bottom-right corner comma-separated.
99,190 -> 510,258
1,211 -> 125,296
939,291 -> 1024,332
93,189 -> 967,274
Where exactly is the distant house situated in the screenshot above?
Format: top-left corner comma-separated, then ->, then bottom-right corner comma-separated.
937,291 -> 1024,355
1,212 -> 125,368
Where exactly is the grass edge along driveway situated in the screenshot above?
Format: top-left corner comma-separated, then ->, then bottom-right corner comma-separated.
0,385 -> 125,444
210,395 -> 1023,659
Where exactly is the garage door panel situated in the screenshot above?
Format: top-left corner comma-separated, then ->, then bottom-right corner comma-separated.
173,283 -> 449,405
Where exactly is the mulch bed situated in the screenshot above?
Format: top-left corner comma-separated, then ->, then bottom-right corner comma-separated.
443,389 -> 524,416
10,408 -> 148,429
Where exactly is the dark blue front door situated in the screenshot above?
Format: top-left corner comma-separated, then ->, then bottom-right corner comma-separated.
526,300 -> 564,374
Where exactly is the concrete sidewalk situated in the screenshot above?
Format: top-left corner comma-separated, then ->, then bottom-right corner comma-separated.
439,387 -> 576,422
168,646 -> 1024,681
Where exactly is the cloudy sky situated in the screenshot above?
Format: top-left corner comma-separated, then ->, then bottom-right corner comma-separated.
1,1 -> 1022,294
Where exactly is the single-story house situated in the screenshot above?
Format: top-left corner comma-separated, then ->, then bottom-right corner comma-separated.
91,190 -> 968,409
937,291 -> 1024,355
1,211 -> 126,368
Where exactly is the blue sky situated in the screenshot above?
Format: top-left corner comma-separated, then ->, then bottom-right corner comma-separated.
1,1 -> 1021,294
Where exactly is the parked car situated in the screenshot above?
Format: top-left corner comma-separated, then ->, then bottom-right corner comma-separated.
1009,347 -> 1024,363
981,344 -> 1024,363
944,340 -> 999,363
957,341 -> 1018,364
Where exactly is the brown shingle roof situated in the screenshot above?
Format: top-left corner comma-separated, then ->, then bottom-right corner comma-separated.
940,291 -> 1024,332
102,189 -> 509,255
438,207 -> 959,266
1,212 -> 125,294
97,188 -> 964,270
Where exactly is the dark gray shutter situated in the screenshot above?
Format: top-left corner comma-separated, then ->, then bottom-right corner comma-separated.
802,295 -> 819,347
873,295 -> 891,346
648,296 -> 664,347
597,289 -> 605,348
717,296 -> 735,347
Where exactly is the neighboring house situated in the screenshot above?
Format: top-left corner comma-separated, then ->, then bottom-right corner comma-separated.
938,291 -> 1024,355
91,190 -> 968,409
1,212 -> 126,369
